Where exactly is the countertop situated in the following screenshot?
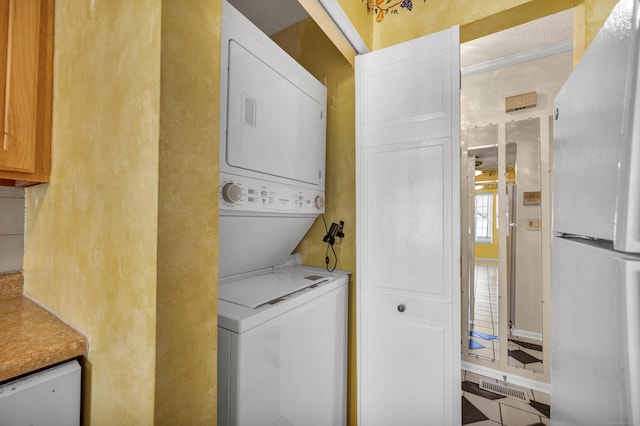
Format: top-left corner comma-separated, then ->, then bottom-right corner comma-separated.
0,273 -> 87,382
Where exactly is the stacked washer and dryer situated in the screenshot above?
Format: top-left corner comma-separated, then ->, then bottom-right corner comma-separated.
217,2 -> 349,425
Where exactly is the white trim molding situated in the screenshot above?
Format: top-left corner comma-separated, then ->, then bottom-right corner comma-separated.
511,328 -> 543,341
317,0 -> 368,54
462,40 -> 573,77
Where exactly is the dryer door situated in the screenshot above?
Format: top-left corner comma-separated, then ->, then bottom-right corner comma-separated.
225,40 -> 325,187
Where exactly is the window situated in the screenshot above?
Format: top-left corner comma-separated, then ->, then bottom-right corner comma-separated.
475,193 -> 493,243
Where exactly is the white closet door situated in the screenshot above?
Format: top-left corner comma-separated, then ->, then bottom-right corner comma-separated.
356,27 -> 460,425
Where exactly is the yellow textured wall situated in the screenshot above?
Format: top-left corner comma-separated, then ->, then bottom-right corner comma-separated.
271,18 -> 358,426
24,0 -> 161,424
584,0 -> 619,43
574,0 -> 618,62
155,0 -> 220,424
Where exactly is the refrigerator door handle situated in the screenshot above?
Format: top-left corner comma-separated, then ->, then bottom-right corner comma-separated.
621,259 -> 640,424
615,114 -> 640,252
615,33 -> 640,253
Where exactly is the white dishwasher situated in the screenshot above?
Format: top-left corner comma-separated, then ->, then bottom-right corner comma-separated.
0,360 -> 81,426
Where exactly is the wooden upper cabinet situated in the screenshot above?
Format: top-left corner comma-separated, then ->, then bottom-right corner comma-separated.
0,0 -> 53,186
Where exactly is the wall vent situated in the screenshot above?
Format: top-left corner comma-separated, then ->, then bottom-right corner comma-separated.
505,91 -> 537,112
480,379 -> 530,402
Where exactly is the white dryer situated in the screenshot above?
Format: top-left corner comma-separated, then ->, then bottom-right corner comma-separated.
217,2 -> 348,425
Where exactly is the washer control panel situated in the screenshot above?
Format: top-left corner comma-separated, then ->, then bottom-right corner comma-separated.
219,174 -> 325,213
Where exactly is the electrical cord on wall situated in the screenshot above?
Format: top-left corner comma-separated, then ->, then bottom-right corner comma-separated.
321,214 -> 344,272
325,242 -> 338,272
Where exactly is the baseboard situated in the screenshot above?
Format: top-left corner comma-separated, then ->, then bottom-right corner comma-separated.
461,361 -> 551,394
511,329 -> 543,341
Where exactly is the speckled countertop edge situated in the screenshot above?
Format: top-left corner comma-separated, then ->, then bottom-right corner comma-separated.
0,273 -> 24,299
0,273 -> 88,382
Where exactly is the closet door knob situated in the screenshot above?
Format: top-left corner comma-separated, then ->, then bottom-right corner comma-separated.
397,304 -> 406,313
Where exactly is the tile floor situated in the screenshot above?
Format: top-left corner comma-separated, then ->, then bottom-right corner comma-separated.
471,260 -> 499,335
507,336 -> 543,373
462,370 -> 550,425
467,260 -> 500,361
467,260 -> 543,372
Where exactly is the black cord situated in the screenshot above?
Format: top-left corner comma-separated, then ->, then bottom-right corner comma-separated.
325,242 -> 338,272
321,214 -> 339,272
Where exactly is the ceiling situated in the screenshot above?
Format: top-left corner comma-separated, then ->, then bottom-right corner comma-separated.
227,0 -> 309,36
460,10 -> 573,69
226,0 -> 574,69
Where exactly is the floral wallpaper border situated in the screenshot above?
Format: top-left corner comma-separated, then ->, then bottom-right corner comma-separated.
364,0 -> 428,23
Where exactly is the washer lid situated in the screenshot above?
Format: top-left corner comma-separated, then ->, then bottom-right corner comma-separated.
219,268 -> 330,309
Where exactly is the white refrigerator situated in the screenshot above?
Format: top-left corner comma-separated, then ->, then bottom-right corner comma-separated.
552,0 -> 640,424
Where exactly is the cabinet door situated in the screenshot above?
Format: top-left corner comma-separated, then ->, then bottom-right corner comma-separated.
360,290 -> 455,426
0,0 -> 52,186
0,0 -> 40,173
356,26 -> 460,425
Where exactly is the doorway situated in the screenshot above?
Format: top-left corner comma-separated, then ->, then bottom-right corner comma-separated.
460,9 -> 574,386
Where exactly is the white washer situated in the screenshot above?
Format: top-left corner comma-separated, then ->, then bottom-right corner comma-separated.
218,265 -> 348,426
217,2 -> 347,425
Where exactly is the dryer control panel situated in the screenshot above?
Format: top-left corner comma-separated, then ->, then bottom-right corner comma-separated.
219,174 -> 325,214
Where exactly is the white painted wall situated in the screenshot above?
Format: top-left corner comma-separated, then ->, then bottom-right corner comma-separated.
0,187 -> 24,273
462,51 -> 573,129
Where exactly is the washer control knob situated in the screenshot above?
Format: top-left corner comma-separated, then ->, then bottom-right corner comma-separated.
222,183 -> 242,203
314,195 -> 325,210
